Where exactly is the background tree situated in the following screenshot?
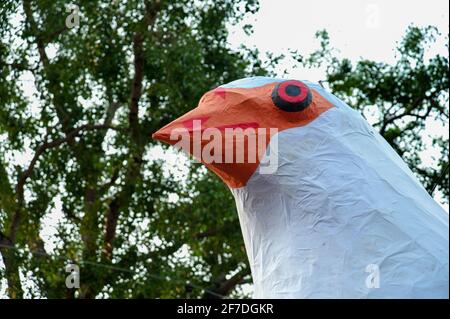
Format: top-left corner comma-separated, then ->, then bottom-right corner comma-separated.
0,0 -> 448,299
0,0 -> 263,298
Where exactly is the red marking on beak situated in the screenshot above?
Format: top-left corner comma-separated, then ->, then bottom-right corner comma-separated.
213,87 -> 226,99
213,122 -> 259,130
181,116 -> 210,129
182,119 -> 259,132
181,116 -> 258,132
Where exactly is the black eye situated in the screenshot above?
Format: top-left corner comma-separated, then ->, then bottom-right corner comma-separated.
271,80 -> 312,112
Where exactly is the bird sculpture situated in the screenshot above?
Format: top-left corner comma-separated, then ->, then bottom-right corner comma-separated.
153,77 -> 449,298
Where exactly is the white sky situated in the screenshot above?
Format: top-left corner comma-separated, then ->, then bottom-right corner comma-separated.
229,0 -> 449,80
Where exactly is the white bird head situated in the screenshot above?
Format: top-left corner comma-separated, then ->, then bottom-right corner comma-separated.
152,77 -> 335,188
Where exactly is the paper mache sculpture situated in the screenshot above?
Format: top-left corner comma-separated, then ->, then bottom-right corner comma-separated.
153,77 -> 449,298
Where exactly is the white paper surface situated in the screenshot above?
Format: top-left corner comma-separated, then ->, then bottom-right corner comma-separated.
229,77 -> 449,298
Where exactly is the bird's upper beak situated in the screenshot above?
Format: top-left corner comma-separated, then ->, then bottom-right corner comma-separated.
152,82 -> 334,188
152,87 -> 262,143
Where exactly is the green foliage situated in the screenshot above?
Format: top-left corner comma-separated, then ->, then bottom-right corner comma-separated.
0,0 -> 262,299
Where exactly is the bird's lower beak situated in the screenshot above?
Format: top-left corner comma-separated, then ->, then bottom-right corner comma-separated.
151,128 -> 169,144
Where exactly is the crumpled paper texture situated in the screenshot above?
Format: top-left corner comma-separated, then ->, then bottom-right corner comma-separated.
229,78 -> 449,298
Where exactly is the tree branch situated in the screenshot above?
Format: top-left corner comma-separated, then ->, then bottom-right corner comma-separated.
378,90 -> 442,135
202,268 -> 251,299
0,232 -> 23,298
102,0 -> 161,262
23,0 -> 49,68
8,124 -> 121,242
194,228 -> 219,239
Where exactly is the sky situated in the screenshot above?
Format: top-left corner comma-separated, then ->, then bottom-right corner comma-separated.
229,0 -> 449,80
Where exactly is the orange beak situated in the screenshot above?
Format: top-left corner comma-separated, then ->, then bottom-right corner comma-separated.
152,82 -> 334,188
